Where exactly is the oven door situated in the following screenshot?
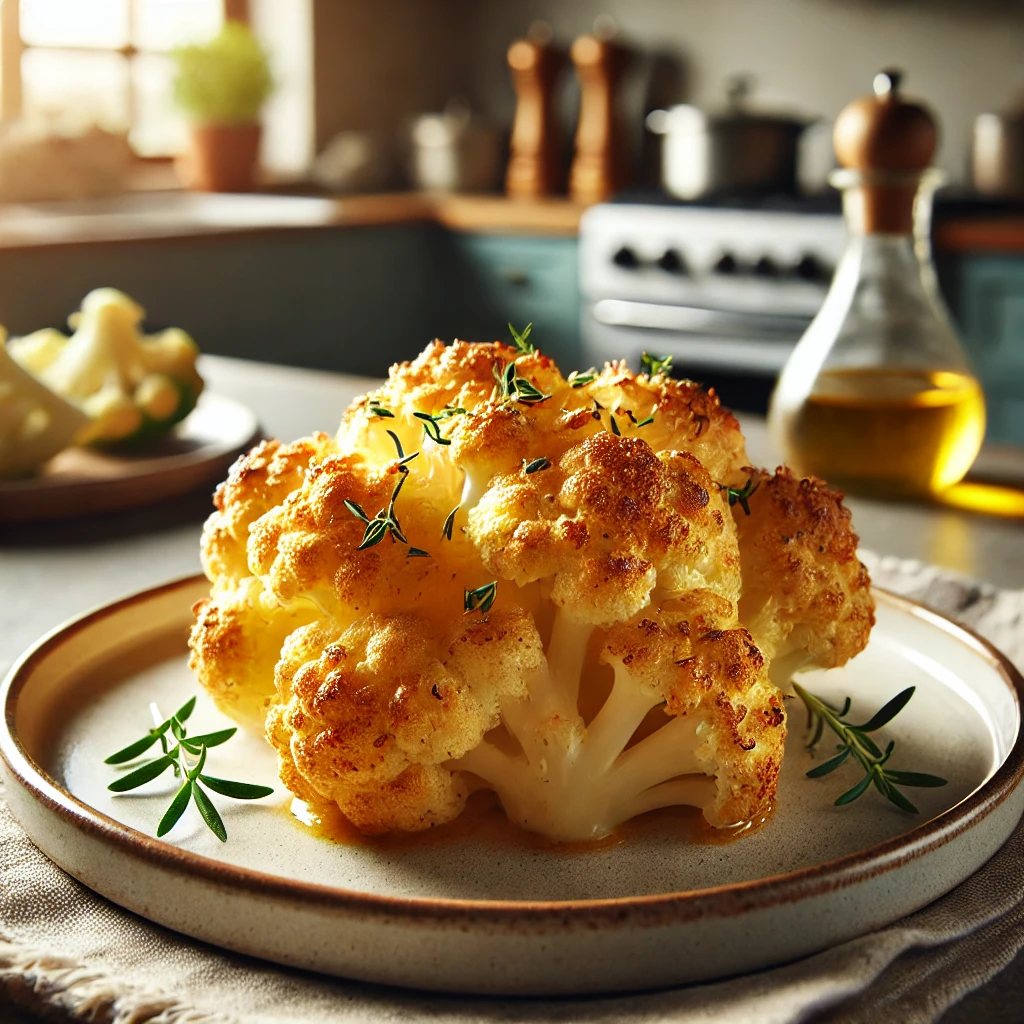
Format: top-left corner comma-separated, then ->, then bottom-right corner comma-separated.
582,299 -> 812,413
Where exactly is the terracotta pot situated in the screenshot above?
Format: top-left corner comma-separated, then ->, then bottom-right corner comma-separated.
179,122 -> 261,193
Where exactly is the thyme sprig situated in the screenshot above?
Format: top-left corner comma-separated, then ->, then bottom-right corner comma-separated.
494,360 -> 551,406
104,698 -> 273,842
508,322 -> 536,354
720,475 -> 760,515
464,581 -> 497,614
641,352 -> 674,377
568,368 -> 598,388
794,682 -> 947,813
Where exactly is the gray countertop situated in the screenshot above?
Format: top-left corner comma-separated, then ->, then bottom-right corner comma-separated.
2,354 -> 1022,1023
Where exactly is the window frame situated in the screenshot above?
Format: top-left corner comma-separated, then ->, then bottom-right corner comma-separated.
0,0 -> 248,154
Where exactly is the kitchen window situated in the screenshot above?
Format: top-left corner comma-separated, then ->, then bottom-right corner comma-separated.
0,0 -> 249,156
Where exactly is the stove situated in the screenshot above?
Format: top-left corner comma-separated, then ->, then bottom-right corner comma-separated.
579,197 -> 846,411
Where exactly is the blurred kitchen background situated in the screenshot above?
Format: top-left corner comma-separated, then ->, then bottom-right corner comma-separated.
1,0 -> 1024,445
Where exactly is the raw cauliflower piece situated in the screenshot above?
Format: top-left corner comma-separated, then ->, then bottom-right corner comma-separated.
0,327 -> 89,476
8,288 -> 203,444
190,338 -> 873,841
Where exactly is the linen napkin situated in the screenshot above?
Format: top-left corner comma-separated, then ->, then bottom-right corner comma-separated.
2,555 -> 1023,1024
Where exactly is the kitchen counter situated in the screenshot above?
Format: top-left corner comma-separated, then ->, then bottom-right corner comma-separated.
1,190 -> 1022,252
2,354 -> 1023,1024
0,192 -> 586,250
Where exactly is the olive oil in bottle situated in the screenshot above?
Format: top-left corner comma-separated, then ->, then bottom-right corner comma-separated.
787,368 -> 986,498
770,71 -> 986,500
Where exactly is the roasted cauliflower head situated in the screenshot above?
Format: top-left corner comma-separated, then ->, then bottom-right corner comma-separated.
190,339 -> 874,840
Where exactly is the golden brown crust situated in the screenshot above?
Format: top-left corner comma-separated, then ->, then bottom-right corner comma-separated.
734,467 -> 875,669
189,338 -> 871,837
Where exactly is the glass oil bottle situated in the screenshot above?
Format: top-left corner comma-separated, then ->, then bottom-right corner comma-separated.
769,71 -> 985,500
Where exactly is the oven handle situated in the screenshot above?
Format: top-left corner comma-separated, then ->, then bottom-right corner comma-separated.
591,298 -> 812,338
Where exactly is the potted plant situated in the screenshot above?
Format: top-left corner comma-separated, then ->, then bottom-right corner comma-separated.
171,21 -> 274,193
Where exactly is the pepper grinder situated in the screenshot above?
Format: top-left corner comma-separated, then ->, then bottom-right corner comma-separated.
569,18 -> 629,204
506,22 -> 566,199
769,70 -> 986,499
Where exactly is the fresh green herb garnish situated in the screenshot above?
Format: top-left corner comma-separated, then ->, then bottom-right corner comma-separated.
347,473 -> 409,549
568,368 -> 598,388
794,682 -> 947,813
641,352 -> 674,378
721,475 -> 759,515
414,410 -> 453,446
508,322 -> 536,354
609,414 -> 621,436
464,581 -> 497,615
524,457 -> 551,474
442,506 -> 458,540
105,699 -> 273,842
494,361 -> 550,406
369,404 -> 394,418
408,547 -> 431,558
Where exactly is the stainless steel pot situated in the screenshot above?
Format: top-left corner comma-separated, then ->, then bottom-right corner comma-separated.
972,111 -> 1024,198
646,77 -> 813,199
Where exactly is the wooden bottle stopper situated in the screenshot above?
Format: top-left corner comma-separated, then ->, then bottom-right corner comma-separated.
569,27 -> 629,204
506,24 -> 566,199
833,70 -> 938,234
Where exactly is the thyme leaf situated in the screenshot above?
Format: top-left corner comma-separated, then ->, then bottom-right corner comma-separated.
568,368 -> 598,388
641,352 -> 674,377
369,404 -> 394,418
442,506 -> 458,540
794,682 -> 947,813
524,457 -> 551,474
494,360 -> 550,406
464,581 -> 497,615
414,410 -> 453,446
719,475 -> 760,515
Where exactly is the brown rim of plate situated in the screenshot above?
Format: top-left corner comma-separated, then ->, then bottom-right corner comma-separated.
2,574 -> 1022,929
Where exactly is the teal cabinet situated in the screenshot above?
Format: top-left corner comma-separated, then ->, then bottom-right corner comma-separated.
441,234 -> 581,370
950,255 -> 1024,445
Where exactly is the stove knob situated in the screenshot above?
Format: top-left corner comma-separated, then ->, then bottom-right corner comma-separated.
753,255 -> 779,277
612,245 -> 640,269
795,254 -> 833,282
713,252 -> 738,275
656,248 -> 687,274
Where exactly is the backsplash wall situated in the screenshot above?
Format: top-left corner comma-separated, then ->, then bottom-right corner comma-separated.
458,0 -> 1024,186
310,0 -> 1024,189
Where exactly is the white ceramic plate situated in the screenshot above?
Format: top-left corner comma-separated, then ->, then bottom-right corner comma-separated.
0,393 -> 259,523
2,576 -> 1022,996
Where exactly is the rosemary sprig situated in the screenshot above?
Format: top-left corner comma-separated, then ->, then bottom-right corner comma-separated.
568,368 -> 598,388
524,457 -> 551,474
105,700 -> 273,842
641,352 -> 674,377
719,475 -> 759,515
508,322 -> 536,354
464,581 -> 497,614
494,361 -> 550,406
794,682 -> 947,813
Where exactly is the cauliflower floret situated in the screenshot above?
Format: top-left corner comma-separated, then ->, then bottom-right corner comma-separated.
733,467 -> 875,684
189,337 -> 874,841
0,328 -> 89,477
8,288 -> 204,444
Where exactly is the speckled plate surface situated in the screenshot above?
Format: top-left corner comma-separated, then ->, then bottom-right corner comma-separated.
0,393 -> 259,523
2,575 -> 1023,995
